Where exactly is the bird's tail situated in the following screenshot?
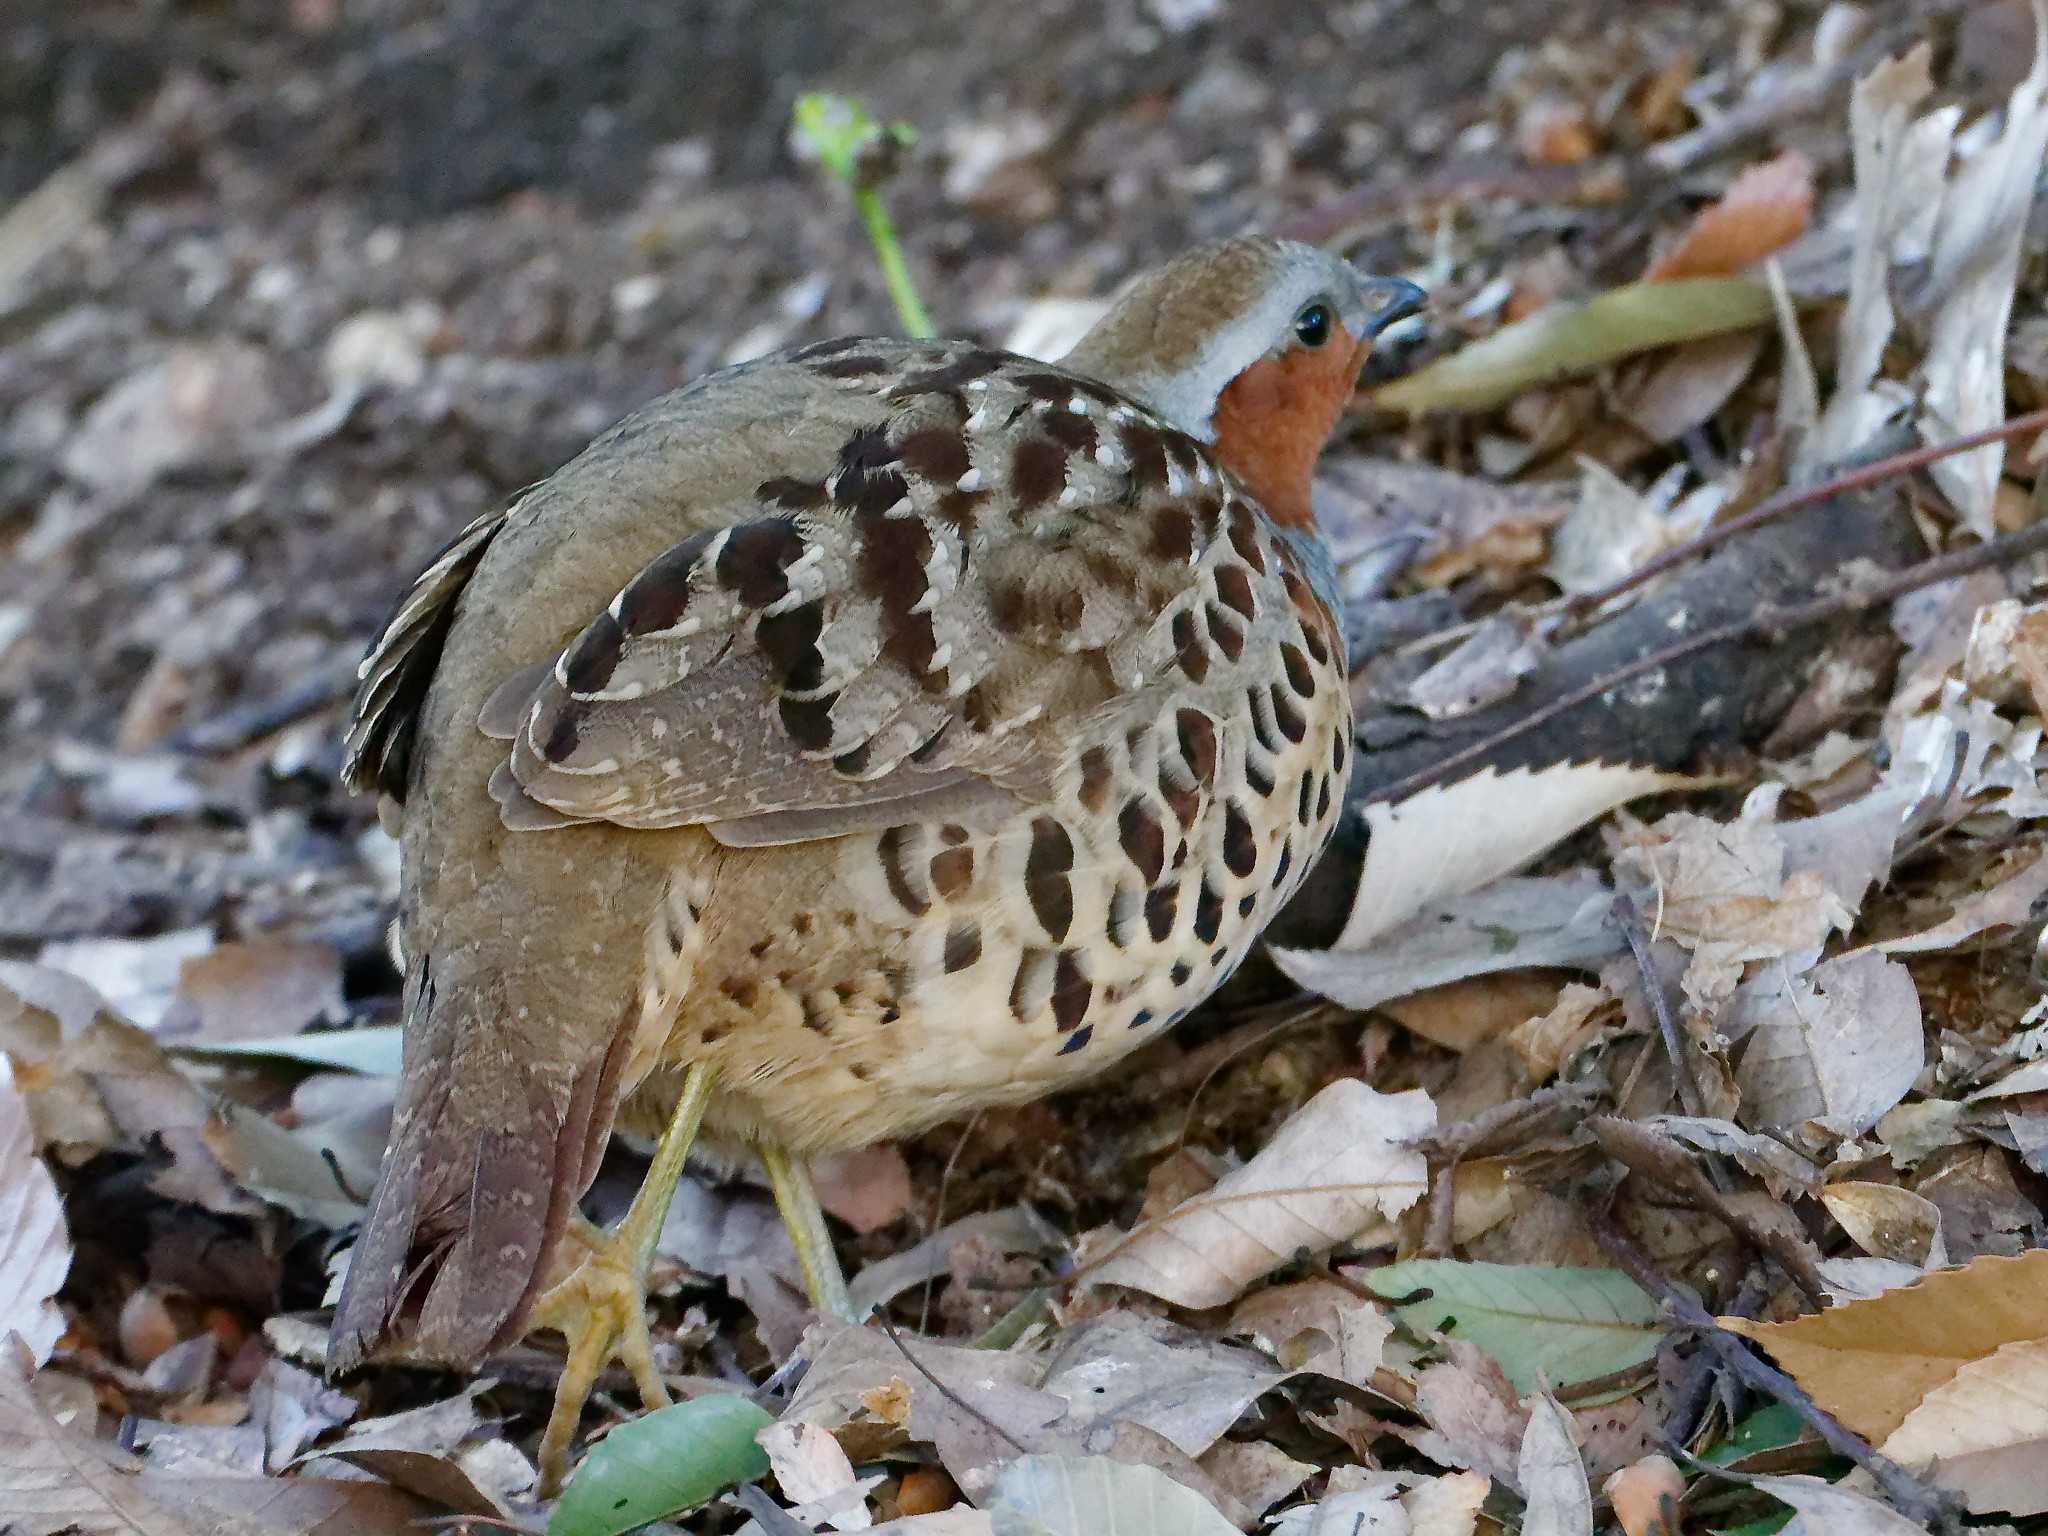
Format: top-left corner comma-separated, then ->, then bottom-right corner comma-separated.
327,954 -> 634,1375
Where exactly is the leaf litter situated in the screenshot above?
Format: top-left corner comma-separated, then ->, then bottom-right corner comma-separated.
10,3 -> 2048,1533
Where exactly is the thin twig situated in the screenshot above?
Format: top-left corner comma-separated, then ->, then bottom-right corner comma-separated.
1371,515 -> 2048,808
1590,1214 -> 1959,1533
1416,1085 -> 1593,1256
872,1312 -> 1031,1456
1614,895 -> 1708,1118
1566,408 -> 2048,618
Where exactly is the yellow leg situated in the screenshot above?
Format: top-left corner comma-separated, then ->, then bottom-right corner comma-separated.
530,1060 -> 718,1497
759,1141 -> 861,1323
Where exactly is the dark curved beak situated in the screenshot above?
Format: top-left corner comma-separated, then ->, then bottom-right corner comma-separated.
1358,277 -> 1428,338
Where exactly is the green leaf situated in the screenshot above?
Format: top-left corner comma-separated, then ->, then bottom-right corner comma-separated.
547,1394 -> 774,1536
989,1456 -> 1240,1536
172,1025 -> 403,1075
1364,1260 -> 1662,1393
791,93 -> 912,186
1372,277 -> 1775,414
1703,1403 -> 1808,1466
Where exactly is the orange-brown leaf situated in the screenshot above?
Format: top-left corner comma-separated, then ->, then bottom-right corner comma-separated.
1644,151 -> 1814,282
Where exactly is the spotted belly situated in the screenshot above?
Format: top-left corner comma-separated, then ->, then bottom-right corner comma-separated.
627,667 -> 1351,1154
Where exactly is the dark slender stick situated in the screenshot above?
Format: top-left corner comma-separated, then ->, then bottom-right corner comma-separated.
1566,408 -> 2048,618
1590,1215 -> 1959,1532
1370,515 -> 2048,808
1614,896 -> 1708,1118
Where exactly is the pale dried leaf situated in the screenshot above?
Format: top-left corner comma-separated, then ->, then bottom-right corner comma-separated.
1339,763 -> 1689,950
1085,1080 -> 1431,1309
1745,1473 -> 1934,1536
160,942 -> 344,1047
1822,1182 -> 1946,1266
848,1207 -> 1063,1314
1817,1256 -> 1926,1303
0,1334 -> 203,1536
1612,331 -> 1763,443
1229,1278 -> 1393,1389
1807,44 -> 1941,467
296,1383 -> 522,1517
1879,1336 -> 2048,1515
1868,848 -> 2048,956
0,1061 -> 69,1366
1410,1346 -> 1526,1488
1399,616 -> 1543,720
1727,951 -> 1923,1135
1402,1471 -> 1489,1536
758,1420 -> 874,1530
1644,1116 -> 1821,1199
1196,1439 -> 1315,1519
1508,983 -> 1614,1084
988,1455 -> 1238,1536
1518,1394 -> 1593,1536
1039,1316 -> 1291,1458
1642,151 -> 1815,282
1275,872 -> 1622,1013
1918,0 -> 2048,531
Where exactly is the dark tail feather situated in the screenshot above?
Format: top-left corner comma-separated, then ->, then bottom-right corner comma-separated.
328,957 -> 629,1375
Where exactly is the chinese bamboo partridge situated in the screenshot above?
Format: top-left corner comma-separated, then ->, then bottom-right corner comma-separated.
329,236 -> 1423,1490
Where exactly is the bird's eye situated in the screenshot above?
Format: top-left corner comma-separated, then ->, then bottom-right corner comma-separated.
1294,302 -> 1333,348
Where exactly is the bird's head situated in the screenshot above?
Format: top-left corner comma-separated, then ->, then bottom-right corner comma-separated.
1059,237 -> 1424,529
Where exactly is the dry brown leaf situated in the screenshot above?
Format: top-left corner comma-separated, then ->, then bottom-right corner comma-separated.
0,1336 -> 428,1536
1228,1278 -> 1393,1389
1822,1182 -> 1945,1266
295,1383 -> 525,1517
160,942 -> 344,1047
1643,152 -> 1815,282
0,1062 -> 69,1366
1083,1080 -> 1431,1309
1379,973 -> 1575,1055
1197,1439 -> 1315,1520
1508,983 -> 1615,1084
1879,1335 -> 2048,1515
810,1144 -> 914,1236
1721,1247 -> 2048,1441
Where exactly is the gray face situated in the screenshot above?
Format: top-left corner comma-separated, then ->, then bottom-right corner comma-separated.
1059,237 -> 1427,442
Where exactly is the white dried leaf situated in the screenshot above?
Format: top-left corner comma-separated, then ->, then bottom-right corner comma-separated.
1086,1081 -> 1431,1309
1729,951 -> 1923,1134
1337,763 -> 1689,950
988,1455 -> 1238,1536
1274,870 -> 1622,1014
1918,0 -> 2048,531
1747,1473 -> 1935,1535
1517,1395 -> 1593,1536
1039,1316 -> 1292,1459
0,1060 -> 69,1367
758,1420 -> 876,1530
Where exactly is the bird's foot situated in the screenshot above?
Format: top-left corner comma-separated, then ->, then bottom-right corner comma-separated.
527,1214 -> 672,1497
529,1214 -> 673,1498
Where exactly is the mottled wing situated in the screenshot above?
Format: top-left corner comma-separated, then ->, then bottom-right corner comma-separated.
343,505 -> 514,802
490,353 -> 1245,840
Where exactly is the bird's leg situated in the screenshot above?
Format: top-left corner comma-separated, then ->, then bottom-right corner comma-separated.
530,1059 -> 718,1497
758,1140 -> 861,1323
